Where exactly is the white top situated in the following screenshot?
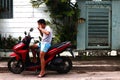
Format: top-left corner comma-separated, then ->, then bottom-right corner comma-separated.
41,25 -> 53,43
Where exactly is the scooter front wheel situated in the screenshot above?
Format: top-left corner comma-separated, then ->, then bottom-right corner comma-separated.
8,58 -> 24,74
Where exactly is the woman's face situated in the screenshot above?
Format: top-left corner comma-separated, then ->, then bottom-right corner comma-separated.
38,23 -> 45,28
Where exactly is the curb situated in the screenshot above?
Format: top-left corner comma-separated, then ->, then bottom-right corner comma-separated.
0,67 -> 9,73
72,65 -> 120,71
1,64 -> 120,73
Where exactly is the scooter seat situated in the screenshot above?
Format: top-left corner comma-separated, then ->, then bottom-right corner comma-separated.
48,41 -> 69,51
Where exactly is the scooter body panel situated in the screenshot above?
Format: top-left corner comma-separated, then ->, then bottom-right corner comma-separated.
10,52 -> 20,60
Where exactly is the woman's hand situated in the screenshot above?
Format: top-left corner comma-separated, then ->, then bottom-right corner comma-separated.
38,27 -> 42,31
38,27 -> 43,36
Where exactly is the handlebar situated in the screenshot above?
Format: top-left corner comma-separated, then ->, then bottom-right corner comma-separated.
31,37 -> 34,39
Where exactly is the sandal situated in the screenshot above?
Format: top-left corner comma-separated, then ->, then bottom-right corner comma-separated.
37,74 -> 46,78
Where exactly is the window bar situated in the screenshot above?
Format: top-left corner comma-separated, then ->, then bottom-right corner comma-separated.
7,0 -> 9,11
0,1 -> 1,18
2,0 -> 4,9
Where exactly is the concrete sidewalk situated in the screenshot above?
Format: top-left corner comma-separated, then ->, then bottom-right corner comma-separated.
1,59 -> 120,72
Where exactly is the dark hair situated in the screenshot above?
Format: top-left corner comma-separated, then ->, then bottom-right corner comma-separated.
37,19 -> 46,25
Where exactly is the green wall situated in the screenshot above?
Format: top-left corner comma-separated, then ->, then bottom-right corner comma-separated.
112,1 -> 120,50
77,1 -> 86,50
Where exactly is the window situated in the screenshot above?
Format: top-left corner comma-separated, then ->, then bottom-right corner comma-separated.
0,0 -> 13,19
88,8 -> 110,47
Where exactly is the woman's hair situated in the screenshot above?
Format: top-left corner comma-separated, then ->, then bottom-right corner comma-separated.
37,19 -> 46,25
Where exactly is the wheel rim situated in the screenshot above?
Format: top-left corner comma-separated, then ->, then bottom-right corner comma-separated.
10,59 -> 23,73
64,61 -> 70,70
60,60 -> 70,70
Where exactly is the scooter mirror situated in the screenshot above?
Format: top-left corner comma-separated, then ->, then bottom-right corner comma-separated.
30,28 -> 33,32
24,31 -> 27,35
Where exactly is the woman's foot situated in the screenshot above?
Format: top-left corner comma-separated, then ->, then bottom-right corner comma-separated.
38,73 -> 46,78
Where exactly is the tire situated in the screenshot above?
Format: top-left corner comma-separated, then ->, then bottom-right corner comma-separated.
57,57 -> 72,74
8,58 -> 24,74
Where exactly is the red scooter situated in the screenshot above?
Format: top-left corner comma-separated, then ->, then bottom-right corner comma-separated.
8,28 -> 75,74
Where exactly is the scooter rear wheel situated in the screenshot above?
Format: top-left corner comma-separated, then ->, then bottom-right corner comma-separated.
8,58 -> 24,74
56,57 -> 72,74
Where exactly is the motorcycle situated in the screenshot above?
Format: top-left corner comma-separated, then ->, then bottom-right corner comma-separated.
8,28 -> 75,74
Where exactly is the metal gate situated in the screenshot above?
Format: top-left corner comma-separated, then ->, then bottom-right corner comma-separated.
86,1 -> 111,49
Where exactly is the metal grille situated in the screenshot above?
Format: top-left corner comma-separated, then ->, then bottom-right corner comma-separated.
0,0 -> 13,19
88,8 -> 110,47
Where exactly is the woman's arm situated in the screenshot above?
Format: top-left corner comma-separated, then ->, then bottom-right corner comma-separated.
38,27 -> 50,35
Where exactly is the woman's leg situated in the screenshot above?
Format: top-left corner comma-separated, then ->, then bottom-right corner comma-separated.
39,51 -> 46,76
29,44 -> 38,62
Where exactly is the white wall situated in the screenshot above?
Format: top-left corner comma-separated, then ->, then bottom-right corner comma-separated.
0,0 -> 50,40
